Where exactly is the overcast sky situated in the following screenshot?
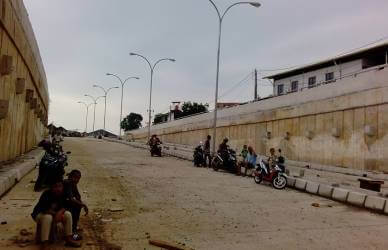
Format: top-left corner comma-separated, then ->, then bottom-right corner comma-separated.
24,0 -> 388,134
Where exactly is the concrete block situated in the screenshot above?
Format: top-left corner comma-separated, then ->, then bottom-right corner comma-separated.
295,178 -> 307,191
347,191 -> 366,207
332,188 -> 349,202
286,176 -> 296,187
365,196 -> 386,211
306,181 -> 320,194
318,184 -> 334,198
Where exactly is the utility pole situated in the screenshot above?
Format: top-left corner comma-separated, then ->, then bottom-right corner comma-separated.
254,69 -> 258,101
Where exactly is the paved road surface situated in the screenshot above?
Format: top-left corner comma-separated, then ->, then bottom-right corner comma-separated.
1,137 -> 388,250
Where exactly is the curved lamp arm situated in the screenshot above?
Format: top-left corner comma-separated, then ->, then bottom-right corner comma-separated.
152,58 -> 176,71
130,53 -> 153,72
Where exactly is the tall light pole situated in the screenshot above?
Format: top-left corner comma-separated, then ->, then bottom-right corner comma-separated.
85,94 -> 104,136
77,101 -> 93,133
129,53 -> 175,140
106,73 -> 140,138
208,0 -> 261,155
93,84 -> 119,131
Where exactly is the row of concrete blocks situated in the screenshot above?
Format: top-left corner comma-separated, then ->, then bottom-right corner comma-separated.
108,139 -> 388,215
287,176 -> 388,214
0,150 -> 44,197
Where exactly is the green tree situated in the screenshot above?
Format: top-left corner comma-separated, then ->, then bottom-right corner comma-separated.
121,113 -> 143,131
153,113 -> 168,125
175,102 -> 209,119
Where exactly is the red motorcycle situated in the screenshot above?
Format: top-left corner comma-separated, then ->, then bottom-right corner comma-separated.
253,159 -> 287,189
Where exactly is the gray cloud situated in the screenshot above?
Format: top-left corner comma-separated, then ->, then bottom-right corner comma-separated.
24,0 -> 388,134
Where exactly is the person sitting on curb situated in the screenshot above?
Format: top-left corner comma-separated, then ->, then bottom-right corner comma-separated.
31,179 -> 81,249
265,148 -> 278,175
242,146 -> 257,177
64,170 -> 89,241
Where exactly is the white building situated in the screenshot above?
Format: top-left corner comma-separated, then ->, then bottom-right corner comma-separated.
265,42 -> 388,96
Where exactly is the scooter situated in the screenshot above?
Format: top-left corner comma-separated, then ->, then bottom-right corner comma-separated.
212,148 -> 237,173
253,158 -> 287,189
193,145 -> 205,167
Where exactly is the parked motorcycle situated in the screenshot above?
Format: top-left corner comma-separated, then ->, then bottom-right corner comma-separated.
193,145 -> 205,167
253,158 -> 287,189
34,141 -> 70,191
150,142 -> 162,157
212,148 -> 237,173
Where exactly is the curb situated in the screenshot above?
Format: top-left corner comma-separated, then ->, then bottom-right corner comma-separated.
0,149 -> 44,197
104,138 -> 388,216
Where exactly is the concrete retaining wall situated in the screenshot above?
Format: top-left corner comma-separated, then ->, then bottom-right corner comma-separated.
128,67 -> 388,172
0,0 -> 49,163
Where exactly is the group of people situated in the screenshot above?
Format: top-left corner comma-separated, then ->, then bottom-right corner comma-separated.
201,135 -> 284,175
32,139 -> 88,249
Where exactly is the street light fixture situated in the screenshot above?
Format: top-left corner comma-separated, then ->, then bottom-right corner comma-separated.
208,0 -> 261,155
92,84 -> 119,131
84,94 -> 105,136
129,52 -> 175,140
106,73 -> 140,138
77,101 -> 93,133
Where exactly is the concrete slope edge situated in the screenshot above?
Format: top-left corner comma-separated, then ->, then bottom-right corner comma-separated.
103,138 -> 388,215
0,149 -> 45,197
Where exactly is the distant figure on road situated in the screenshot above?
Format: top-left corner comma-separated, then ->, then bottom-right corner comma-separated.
64,170 -> 88,240
204,135 -> 211,167
31,179 -> 81,249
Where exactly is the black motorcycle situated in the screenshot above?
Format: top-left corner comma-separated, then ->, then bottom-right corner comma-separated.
34,142 -> 70,191
150,142 -> 162,157
193,145 -> 205,167
212,148 -> 237,173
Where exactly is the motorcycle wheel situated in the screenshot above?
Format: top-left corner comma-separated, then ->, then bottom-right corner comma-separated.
212,160 -> 220,171
254,171 -> 263,184
272,174 -> 287,189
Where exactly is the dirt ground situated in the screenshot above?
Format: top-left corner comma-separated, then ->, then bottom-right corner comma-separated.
1,137 -> 388,250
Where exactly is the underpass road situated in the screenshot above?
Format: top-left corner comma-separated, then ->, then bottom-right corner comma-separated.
1,137 -> 388,250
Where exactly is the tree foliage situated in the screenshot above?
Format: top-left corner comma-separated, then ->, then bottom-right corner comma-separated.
121,113 -> 143,131
175,102 -> 209,119
153,113 -> 168,125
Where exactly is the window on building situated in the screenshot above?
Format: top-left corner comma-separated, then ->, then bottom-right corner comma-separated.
325,72 -> 334,82
308,76 -> 316,88
291,81 -> 298,92
277,84 -> 284,95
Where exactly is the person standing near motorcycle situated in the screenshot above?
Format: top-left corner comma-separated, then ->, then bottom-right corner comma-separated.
204,135 -> 211,167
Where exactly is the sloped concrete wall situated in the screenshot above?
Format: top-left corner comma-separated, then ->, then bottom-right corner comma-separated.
0,0 -> 48,162
128,64 -> 388,172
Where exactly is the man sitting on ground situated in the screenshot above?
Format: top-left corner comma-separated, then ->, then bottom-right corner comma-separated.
64,170 -> 89,240
32,179 -> 81,249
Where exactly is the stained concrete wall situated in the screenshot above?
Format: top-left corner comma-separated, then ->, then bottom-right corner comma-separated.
128,63 -> 388,172
0,0 -> 48,162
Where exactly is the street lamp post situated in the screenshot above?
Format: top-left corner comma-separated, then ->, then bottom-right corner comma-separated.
93,84 -> 119,131
208,0 -> 261,155
106,73 -> 140,138
129,53 -> 175,140
85,94 -> 104,136
77,101 -> 93,133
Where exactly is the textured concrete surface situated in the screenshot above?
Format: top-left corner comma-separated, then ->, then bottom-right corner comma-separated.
3,138 -> 388,250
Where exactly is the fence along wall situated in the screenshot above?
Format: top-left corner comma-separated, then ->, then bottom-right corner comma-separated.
129,67 -> 388,172
0,0 -> 48,162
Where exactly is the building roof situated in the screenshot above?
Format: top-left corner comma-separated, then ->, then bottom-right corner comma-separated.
264,41 -> 388,80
